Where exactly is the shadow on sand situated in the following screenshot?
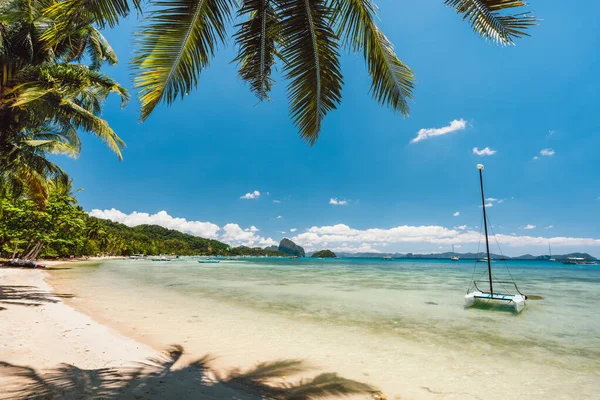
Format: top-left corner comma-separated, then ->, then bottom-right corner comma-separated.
0,284 -> 73,309
0,345 -> 381,399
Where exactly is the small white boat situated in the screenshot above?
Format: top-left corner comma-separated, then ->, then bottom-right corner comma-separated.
451,245 -> 459,261
465,164 -> 527,313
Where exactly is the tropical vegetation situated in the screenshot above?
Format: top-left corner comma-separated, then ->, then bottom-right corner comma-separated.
0,183 -> 287,258
43,0 -> 536,144
0,0 -> 126,204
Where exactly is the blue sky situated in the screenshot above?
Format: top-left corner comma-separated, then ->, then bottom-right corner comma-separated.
61,1 -> 600,255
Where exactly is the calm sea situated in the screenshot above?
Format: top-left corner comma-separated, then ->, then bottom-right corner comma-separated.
49,258 -> 600,399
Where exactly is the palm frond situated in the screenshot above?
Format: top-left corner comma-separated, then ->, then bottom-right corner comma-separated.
87,27 -> 118,70
132,0 -> 234,121
333,0 -> 414,116
444,0 -> 537,45
233,0 -> 280,100
42,0 -> 141,29
278,0 -> 343,144
55,99 -> 125,159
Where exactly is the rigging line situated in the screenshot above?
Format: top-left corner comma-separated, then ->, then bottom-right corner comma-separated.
486,215 -> 516,294
487,214 -> 517,284
469,213 -> 485,293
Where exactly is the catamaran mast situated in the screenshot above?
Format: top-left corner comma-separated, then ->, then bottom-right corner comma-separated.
477,164 -> 493,294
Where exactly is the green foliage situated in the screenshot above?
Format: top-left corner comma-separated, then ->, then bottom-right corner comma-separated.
123,0 -> 535,143
0,188 -> 288,259
311,249 -> 337,258
0,0 -> 126,205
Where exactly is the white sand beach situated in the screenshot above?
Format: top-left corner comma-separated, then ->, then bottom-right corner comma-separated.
0,266 -> 378,399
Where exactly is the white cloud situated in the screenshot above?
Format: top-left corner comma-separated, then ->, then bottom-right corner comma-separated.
290,228 -> 297,232
221,223 -> 277,247
276,215 -> 283,219
533,156 -> 539,160
497,199 -> 504,204
240,190 -> 261,200
89,209 -> 220,238
290,223 -> 600,253
547,130 -> 556,137
454,225 -> 467,230
88,209 -> 276,247
329,198 -> 348,206
411,119 -> 467,144
453,211 -> 460,217
280,231 -> 286,234
545,225 -> 554,229
540,148 -> 555,156
473,147 -> 496,156
524,224 -> 536,230
486,198 -> 498,202
273,200 -> 281,203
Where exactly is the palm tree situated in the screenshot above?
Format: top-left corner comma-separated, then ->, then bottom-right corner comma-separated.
44,0 -> 536,144
0,0 -> 128,204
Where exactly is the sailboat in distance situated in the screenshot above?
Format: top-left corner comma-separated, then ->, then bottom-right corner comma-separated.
451,245 -> 459,261
465,164 -> 527,313
549,243 -> 556,262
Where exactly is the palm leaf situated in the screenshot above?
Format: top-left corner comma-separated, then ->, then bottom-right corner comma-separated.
42,0 -> 141,29
278,0 -> 343,144
333,0 -> 414,116
132,0 -> 234,121
444,0 -> 537,45
233,0 -> 280,100
87,27 -> 118,70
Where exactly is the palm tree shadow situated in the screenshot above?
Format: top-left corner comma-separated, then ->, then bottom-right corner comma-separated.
0,345 -> 380,399
0,285 -> 74,309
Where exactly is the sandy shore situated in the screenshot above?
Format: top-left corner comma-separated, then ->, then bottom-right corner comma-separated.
0,267 -> 377,399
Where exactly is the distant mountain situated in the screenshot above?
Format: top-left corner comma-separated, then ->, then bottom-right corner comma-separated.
311,250 -> 337,258
335,251 -> 597,261
264,245 -> 279,252
278,238 -> 305,257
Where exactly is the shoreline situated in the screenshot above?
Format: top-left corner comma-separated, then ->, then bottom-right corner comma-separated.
0,266 -> 379,399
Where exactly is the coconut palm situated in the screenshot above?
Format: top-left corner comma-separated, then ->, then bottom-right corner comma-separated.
0,0 -> 127,204
44,0 -> 536,144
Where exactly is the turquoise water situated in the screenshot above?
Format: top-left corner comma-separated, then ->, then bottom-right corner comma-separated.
49,257 -> 600,398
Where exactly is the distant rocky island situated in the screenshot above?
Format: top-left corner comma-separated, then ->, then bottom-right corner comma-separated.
311,250 -> 337,258
275,238 -> 305,257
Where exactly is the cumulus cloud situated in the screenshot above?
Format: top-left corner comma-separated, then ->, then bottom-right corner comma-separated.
221,223 -> 277,247
454,225 -> 468,230
88,209 -> 276,247
290,228 -> 297,232
524,224 -> 536,230
533,156 -> 539,160
276,215 -> 283,219
290,223 -> 600,253
545,225 -> 554,229
240,190 -> 260,200
411,119 -> 466,144
89,209 -> 220,238
473,147 -> 496,156
329,198 -> 348,206
453,211 -> 460,217
540,148 -> 555,156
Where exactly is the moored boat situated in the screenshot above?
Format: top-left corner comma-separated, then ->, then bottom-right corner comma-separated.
465,164 -> 527,313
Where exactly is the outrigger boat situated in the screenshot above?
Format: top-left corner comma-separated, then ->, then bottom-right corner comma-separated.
465,164 -> 527,313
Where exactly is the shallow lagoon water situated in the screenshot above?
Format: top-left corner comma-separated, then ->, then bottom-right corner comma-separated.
49,258 -> 600,399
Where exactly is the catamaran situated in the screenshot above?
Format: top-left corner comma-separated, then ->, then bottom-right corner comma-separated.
465,164 -> 527,313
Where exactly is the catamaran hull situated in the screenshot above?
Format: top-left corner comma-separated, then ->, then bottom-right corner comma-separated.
465,292 -> 526,313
